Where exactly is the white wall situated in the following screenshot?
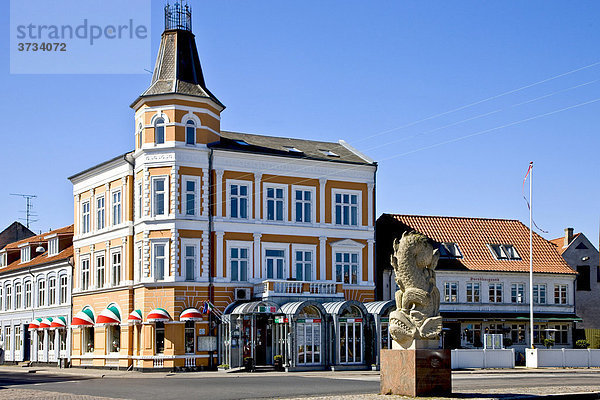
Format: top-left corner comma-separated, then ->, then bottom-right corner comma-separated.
451,349 -> 515,369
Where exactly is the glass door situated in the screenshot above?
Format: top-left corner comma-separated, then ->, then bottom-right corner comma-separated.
297,321 -> 321,365
339,319 -> 362,364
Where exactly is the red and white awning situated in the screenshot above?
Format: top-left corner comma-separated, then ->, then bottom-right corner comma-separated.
28,318 -> 42,330
128,309 -> 143,324
180,308 -> 203,321
147,308 -> 171,322
50,316 -> 67,328
96,303 -> 122,325
39,317 -> 54,328
72,306 -> 95,327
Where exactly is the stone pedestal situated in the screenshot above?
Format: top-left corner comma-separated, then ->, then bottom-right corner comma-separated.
380,348 -> 451,397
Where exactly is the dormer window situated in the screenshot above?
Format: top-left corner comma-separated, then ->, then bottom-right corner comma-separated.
284,146 -> 302,153
320,149 -> 339,157
48,238 -> 59,257
185,120 -> 196,145
438,242 -> 462,259
21,246 -> 31,263
488,244 -> 521,260
0,252 -> 6,267
155,117 -> 165,144
234,140 -> 249,146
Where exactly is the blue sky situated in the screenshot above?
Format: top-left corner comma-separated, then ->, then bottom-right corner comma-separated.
1,0 -> 598,246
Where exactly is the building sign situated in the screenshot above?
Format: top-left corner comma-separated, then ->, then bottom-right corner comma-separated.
258,306 -> 277,313
275,317 -> 289,324
339,318 -> 362,323
381,318 -> 389,323
296,319 -> 321,324
469,277 -> 500,282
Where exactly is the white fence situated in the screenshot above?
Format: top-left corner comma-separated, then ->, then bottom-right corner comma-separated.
526,348 -> 600,368
451,349 -> 515,369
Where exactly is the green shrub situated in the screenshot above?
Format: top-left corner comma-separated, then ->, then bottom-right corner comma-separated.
575,339 -> 590,349
543,338 -> 555,349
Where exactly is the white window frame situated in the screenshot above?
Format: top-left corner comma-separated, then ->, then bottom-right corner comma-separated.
0,286 -> 3,310
37,279 -> 45,307
182,176 -> 200,217
444,282 -> 459,303
263,183 -> 287,222
511,282 -> 525,304
110,248 -> 122,287
554,284 -> 568,305
111,189 -> 122,226
48,276 -> 56,305
332,189 -> 362,227
5,284 -> 12,310
24,280 -> 32,308
151,240 -> 169,281
227,179 -> 252,220
292,185 -> 316,224
48,238 -> 59,257
466,282 -> 480,303
15,282 -> 22,309
96,194 -> 105,230
0,252 -> 6,267
488,283 -> 503,303
80,256 -> 91,291
180,239 -> 200,281
59,275 -> 68,304
227,240 -> 253,282
20,246 -> 31,263
151,176 -> 169,217
81,200 -> 91,234
262,242 -> 289,280
185,119 -> 196,146
95,252 -> 106,289
154,117 -> 166,145
533,283 -> 546,304
331,239 -> 365,285
291,244 -> 317,281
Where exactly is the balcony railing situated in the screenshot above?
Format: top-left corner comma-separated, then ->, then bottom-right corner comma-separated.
254,280 -> 343,299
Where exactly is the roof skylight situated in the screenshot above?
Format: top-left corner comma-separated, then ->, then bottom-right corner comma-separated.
320,149 -> 339,157
438,242 -> 463,259
488,244 -> 521,260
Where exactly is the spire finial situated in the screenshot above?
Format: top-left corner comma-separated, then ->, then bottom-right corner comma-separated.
165,0 -> 192,32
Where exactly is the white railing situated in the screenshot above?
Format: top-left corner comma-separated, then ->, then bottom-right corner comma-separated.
451,349 -> 515,369
526,348 -> 600,368
185,357 -> 196,367
153,357 -> 164,368
254,280 -> 342,298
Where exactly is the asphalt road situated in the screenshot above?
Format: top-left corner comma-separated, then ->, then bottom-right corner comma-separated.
0,370 -> 599,399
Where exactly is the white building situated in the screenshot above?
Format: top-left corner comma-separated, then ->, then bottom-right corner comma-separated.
376,214 -> 578,360
0,226 -> 74,364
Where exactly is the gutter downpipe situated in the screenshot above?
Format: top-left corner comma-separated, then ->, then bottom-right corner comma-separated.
208,147 -> 215,368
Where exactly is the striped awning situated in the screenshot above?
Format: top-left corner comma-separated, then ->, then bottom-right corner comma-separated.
28,317 -> 43,330
39,317 -> 54,329
72,306 -> 95,327
180,308 -> 203,321
50,316 -> 67,328
128,309 -> 143,324
147,308 -> 171,322
97,303 -> 121,325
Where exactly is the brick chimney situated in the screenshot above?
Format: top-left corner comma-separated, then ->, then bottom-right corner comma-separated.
564,227 -> 574,247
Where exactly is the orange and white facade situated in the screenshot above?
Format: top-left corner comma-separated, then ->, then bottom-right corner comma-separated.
69,3 -> 376,370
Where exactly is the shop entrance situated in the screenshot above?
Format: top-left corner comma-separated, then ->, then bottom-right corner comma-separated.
23,325 -> 31,361
254,314 -> 273,365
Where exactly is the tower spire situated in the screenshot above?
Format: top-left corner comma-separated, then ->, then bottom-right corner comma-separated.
165,1 -> 192,32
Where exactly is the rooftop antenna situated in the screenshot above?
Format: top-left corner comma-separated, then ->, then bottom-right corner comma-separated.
10,193 -> 38,229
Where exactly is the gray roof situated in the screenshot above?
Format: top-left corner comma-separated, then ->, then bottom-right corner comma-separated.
364,300 -> 395,316
279,301 -> 326,318
322,300 -> 368,316
132,29 -> 224,109
211,131 -> 375,165
227,301 -> 280,315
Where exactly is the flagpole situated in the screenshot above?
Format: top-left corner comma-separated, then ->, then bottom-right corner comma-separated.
529,161 -> 534,349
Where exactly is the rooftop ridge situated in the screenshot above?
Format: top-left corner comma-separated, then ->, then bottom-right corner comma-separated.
386,213 -> 522,223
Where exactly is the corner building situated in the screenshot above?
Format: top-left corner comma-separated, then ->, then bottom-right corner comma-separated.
69,4 -> 376,371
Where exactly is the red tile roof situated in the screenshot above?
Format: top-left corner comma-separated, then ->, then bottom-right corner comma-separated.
549,233 -> 581,255
0,225 -> 74,274
386,215 -> 575,275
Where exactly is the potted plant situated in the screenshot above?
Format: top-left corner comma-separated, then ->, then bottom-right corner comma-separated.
273,355 -> 283,371
218,364 -> 229,371
575,339 -> 590,349
543,338 -> 555,349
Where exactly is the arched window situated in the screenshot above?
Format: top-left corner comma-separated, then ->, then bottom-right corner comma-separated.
155,118 -> 165,144
185,120 -> 196,145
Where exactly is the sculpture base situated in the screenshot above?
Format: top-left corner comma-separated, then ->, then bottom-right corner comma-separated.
380,349 -> 451,397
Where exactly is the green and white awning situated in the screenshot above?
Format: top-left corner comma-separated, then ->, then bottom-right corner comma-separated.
50,316 -> 67,328
72,306 -> 95,327
97,303 -> 121,325
128,309 -> 143,324
147,308 -> 171,322
28,317 -> 43,330
39,317 -> 54,329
